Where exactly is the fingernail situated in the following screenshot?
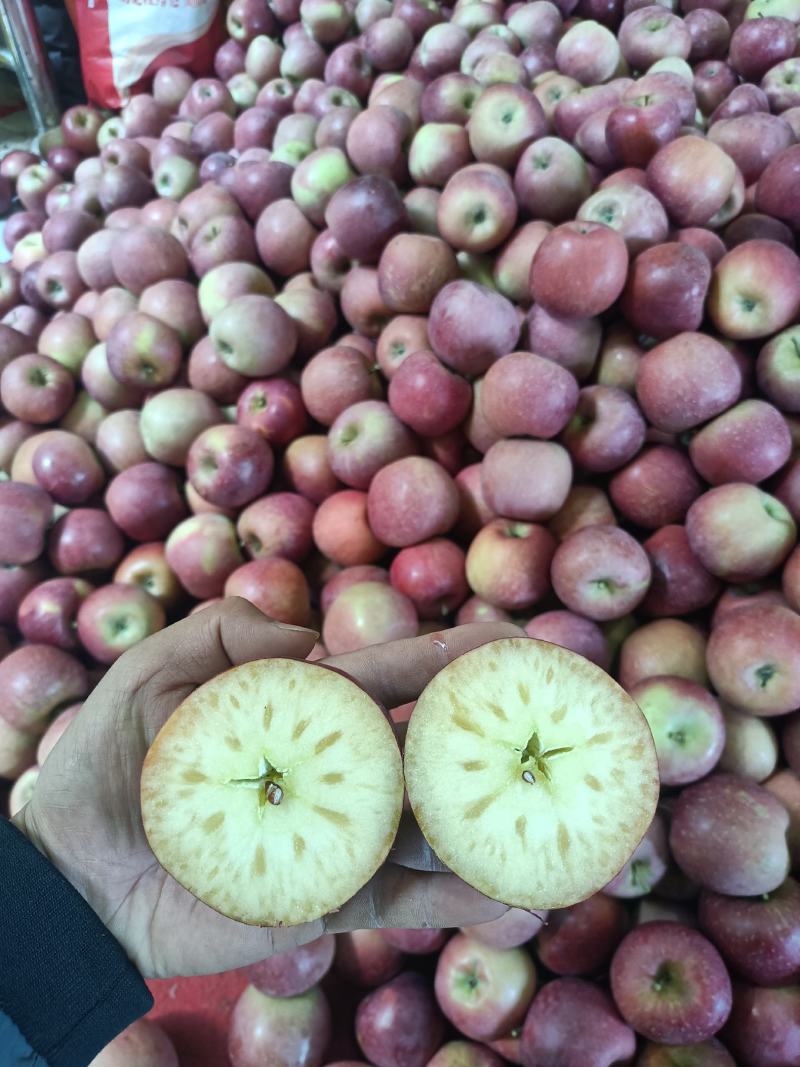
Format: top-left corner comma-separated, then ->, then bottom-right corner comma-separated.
276,622 -> 320,636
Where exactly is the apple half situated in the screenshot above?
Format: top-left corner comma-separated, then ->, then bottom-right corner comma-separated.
141,659 -> 404,926
404,638 -> 660,910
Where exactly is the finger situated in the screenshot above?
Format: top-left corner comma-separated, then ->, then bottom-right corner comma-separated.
390,812 -> 450,873
113,597 -> 319,700
322,622 -> 525,709
324,868 -> 508,932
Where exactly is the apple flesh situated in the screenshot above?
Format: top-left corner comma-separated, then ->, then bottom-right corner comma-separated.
404,638 -> 659,910
141,658 -> 403,925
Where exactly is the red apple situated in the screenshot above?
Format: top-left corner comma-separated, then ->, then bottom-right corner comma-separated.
520,978 -> 636,1067
165,514 -> 244,599
465,518 -> 555,611
224,557 -> 311,626
530,221 -> 629,319
228,986 -> 330,1067
356,972 -> 445,1067
322,580 -> 417,653
0,643 -> 88,734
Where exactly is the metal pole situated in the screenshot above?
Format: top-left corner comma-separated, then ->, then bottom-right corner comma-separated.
0,0 -> 61,135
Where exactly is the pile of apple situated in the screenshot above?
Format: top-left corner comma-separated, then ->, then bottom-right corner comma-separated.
2,0 -> 800,1057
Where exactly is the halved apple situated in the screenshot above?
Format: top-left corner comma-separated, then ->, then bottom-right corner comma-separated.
404,637 -> 659,910
141,658 -> 404,926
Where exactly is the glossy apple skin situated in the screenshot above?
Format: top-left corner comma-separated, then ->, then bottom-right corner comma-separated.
389,539 -> 468,619
224,558 -> 311,627
187,425 -> 274,510
709,239 -> 800,342
670,773 -> 791,897
433,934 -> 537,1043
560,385 -> 646,474
165,514 -> 244,600
48,508 -> 126,575
245,936 -> 336,998
530,221 -> 629,319
641,525 -> 721,617
356,972 -> 446,1067
335,930 -> 406,988
105,462 -> 187,542
689,399 -> 792,486
646,136 -> 736,228
520,978 -> 636,1067
550,524 -> 652,621
17,577 -> 94,651
367,457 -> 459,548
722,984 -> 800,1067
388,351 -> 472,438
312,490 -> 385,567
610,922 -> 732,1045
428,281 -> 520,377
482,351 -> 579,440
465,519 -> 556,612
327,400 -> 416,490
90,1018 -> 178,1067
537,895 -> 629,977
322,580 -> 418,654
524,610 -> 610,670
620,242 -> 711,340
228,985 -> 331,1067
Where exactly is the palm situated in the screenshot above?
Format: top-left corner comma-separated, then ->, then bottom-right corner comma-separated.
18,601 -> 518,978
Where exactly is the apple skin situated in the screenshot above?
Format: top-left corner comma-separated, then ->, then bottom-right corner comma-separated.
610,447 -> 704,531
757,325 -> 800,412
530,222 -> 629,319
551,524 -> 652,621
376,314 -> 429,378
610,922 -> 731,1045
312,489 -> 385,566
0,720 -> 37,785
729,15 -> 795,79
641,525 -> 721,617
90,1018 -> 178,1067
561,385 -> 646,474
31,431 -> 105,506
576,182 -> 670,258
603,814 -> 669,899
466,518 -> 555,612
327,400 -> 416,490
114,542 -> 182,610
708,239 -> 800,341
494,223 -> 552,309
455,464 -> 496,541
481,440 -> 573,523
0,481 -> 53,565
245,936 -> 336,998
322,579 -> 418,653
618,618 -> 708,690
720,706 -> 779,782
686,484 -> 796,583
48,507 -> 126,576
483,351 -> 578,441
109,225 -> 188,296
646,136 -> 737,227
428,281 -> 520,377
17,577 -> 94,651
620,242 -> 711,340
524,610 -> 610,670
756,144 -> 800,232
236,493 -> 315,563
389,539 -> 468,619
228,985 -> 331,1067
210,293 -> 298,378
629,676 -> 726,786
187,425 -> 274,510
433,934 -> 536,1043
387,351 -> 472,438
224,558 -> 311,627
321,565 -> 388,614
722,984 -> 800,1067
537,896 -> 628,978
336,929 -> 406,988
301,346 -> 383,428
689,399 -> 792,486
520,978 -> 636,1067
77,583 -> 166,664
513,137 -> 592,224
139,389 -> 221,468
1,354 -> 76,426
105,312 -> 182,391
436,166 -> 518,255
356,972 -> 446,1067
164,514 -> 243,601
671,773 -> 791,897
0,643 -> 89,734
105,462 -> 186,543
95,410 -> 147,473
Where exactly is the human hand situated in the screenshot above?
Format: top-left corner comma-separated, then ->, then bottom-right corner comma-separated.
13,597 -> 523,978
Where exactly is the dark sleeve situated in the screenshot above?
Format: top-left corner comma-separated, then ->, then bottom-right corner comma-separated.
0,818 -> 153,1067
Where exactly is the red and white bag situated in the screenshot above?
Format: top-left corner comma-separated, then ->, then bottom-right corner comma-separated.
74,0 -> 226,109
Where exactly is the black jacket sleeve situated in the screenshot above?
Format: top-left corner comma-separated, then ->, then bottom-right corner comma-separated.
0,818 -> 153,1067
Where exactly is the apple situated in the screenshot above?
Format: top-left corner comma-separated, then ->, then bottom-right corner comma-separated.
109,226 -> 188,298
561,385 -> 646,474
524,611 -> 610,670
31,430 -> 104,505
551,524 -> 652,621
610,446 -> 704,530
42,210 -> 100,257
300,346 -> 382,429
0,643 -> 89,734
321,566 -> 388,613
375,313 -> 429,377
356,973 -> 446,1067
274,286 -> 337,359
536,894 -> 628,976
224,557 -> 311,625
322,580 -> 418,653
481,440 -> 573,523
629,677 -> 725,786
513,137 -> 591,223
114,543 -> 182,610
389,538 -> 468,618
237,493 -> 315,562
327,400 -> 416,489
454,463 -> 496,540
312,490 -> 385,566
405,637 -> 658,909
686,484 -> 796,583
428,281 -> 519,377
387,351 -> 471,437
606,93 -> 682,167
465,519 -> 555,611
164,515 -> 243,600
18,576 -> 93,652
689,399 -> 792,486
139,388 -> 221,468
620,242 -> 711,341
16,163 -> 61,212
670,773 -> 791,895
530,222 -> 629,319
0,481 -> 53,565
381,929 -> 447,955
520,978 -> 636,1067
90,1018 -> 178,1066
104,462 -> 186,543
142,654 -> 402,923
366,456 -> 458,547
709,239 -> 800,341
187,425 -> 273,510
610,922 -> 731,1044
210,294 -> 297,377
246,936 -> 336,999
95,410 -> 148,472
635,332 -> 741,433
618,618 -> 709,689
603,813 -> 669,898
48,507 -> 125,576
284,435 -> 343,503
336,929 -> 405,987
153,65 -> 193,109
722,984 -> 800,1067
577,182 -> 671,258
255,198 -> 318,277
641,525 -> 721,617
719,706 -> 778,782
105,312 -> 182,391
37,311 -> 96,377
76,583 -> 165,665
646,135 -> 737,227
